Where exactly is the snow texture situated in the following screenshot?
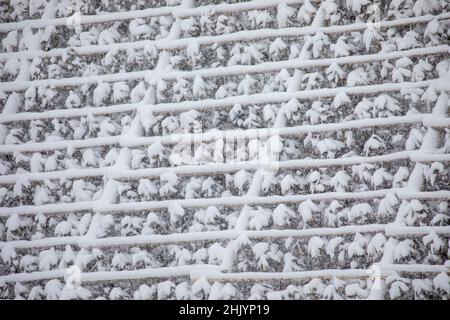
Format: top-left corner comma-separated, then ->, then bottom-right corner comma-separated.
0,0 -> 449,300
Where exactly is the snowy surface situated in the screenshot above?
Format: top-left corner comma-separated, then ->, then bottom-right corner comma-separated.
0,0 -> 449,300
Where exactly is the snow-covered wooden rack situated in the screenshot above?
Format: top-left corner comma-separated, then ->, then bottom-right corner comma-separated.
1,0 -> 449,300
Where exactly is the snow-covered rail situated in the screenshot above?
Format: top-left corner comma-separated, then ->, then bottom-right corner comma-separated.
1,264 -> 446,285
0,264 -> 221,284
0,113 -> 431,153
2,11 -> 449,61
0,149 -> 448,184
0,224 -> 389,250
0,78 -> 443,124
0,0 -> 297,33
1,45 -> 448,92
190,265 -> 449,282
2,225 -> 450,251
148,78 -> 450,114
0,6 -> 175,33
1,189 -> 449,218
